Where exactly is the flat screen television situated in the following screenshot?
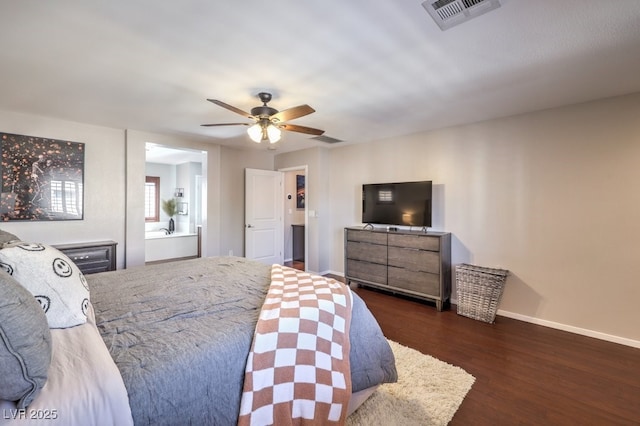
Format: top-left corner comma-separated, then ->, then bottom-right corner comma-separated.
362,181 -> 432,228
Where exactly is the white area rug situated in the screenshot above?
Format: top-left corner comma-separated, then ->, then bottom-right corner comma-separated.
347,340 -> 475,426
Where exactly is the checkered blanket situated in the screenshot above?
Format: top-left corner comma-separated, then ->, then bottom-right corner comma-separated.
238,265 -> 353,426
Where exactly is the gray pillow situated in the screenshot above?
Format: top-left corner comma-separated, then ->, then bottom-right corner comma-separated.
0,269 -> 52,409
0,229 -> 20,245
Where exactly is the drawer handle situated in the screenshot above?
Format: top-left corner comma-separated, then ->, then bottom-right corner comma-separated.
390,247 -> 425,253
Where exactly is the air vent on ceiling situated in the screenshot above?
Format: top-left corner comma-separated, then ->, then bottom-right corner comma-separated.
422,0 -> 501,31
311,135 -> 343,144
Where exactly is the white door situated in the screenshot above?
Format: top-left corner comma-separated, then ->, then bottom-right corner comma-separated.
245,168 -> 284,265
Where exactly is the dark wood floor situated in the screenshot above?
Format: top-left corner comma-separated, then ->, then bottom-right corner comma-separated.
284,260 -> 305,271
345,283 -> 640,425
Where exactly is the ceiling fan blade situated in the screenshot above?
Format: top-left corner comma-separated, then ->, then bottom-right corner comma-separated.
280,123 -> 325,136
207,99 -> 254,119
201,122 -> 250,127
271,104 -> 315,123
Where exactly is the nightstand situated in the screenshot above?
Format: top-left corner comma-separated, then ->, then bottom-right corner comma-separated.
54,240 -> 117,275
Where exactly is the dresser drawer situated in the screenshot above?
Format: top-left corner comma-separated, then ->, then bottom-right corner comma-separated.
387,246 -> 440,273
54,241 -> 117,275
63,246 -> 110,263
388,233 -> 440,251
346,229 -> 387,245
346,241 -> 387,264
71,259 -> 112,275
388,266 -> 440,297
346,259 -> 387,285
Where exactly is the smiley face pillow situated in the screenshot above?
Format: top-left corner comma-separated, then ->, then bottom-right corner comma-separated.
0,242 -> 89,329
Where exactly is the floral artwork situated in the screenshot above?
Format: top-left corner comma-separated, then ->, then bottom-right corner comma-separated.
1,132 -> 85,221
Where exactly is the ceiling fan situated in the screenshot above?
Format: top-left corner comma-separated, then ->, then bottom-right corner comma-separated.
202,92 -> 325,144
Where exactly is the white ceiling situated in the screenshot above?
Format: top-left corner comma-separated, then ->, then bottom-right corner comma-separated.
1,0 -> 640,153
145,144 -> 205,165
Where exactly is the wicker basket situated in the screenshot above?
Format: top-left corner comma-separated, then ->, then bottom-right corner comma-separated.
455,264 -> 508,323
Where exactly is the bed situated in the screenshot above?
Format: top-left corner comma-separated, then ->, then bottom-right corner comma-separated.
0,232 -> 397,425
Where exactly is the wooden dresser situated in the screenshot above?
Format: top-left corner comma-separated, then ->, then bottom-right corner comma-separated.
54,240 -> 117,275
344,227 -> 451,310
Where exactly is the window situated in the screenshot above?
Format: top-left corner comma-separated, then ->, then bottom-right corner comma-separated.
145,176 -> 160,222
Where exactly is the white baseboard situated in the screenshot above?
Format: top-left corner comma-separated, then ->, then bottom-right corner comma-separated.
449,295 -> 640,349
495,309 -> 640,349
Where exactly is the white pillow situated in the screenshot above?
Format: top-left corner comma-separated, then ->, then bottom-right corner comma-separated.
0,242 -> 89,329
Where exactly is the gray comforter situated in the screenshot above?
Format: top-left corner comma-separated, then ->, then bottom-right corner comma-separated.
89,256 -> 396,425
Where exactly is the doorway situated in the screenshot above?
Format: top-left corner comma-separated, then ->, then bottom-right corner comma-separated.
281,166 -> 307,271
145,143 -> 206,263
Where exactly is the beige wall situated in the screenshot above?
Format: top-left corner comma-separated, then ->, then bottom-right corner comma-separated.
275,147 -> 331,273
219,146 -> 274,258
0,110 -> 127,268
321,93 -> 640,345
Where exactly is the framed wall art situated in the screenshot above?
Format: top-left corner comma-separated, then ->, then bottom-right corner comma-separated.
296,174 -> 305,209
1,132 -> 85,221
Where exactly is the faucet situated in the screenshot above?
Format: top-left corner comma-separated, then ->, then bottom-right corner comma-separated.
160,228 -> 171,235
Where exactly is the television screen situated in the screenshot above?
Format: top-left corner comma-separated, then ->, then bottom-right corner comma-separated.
362,181 -> 432,227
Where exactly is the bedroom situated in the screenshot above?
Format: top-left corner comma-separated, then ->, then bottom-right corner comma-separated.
0,1 -> 639,424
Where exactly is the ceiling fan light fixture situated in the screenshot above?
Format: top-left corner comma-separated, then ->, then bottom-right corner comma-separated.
247,123 -> 263,143
205,93 -> 326,145
267,124 -> 281,143
247,121 -> 282,144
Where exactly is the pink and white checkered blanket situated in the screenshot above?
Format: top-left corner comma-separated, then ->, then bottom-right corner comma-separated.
238,265 -> 353,426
